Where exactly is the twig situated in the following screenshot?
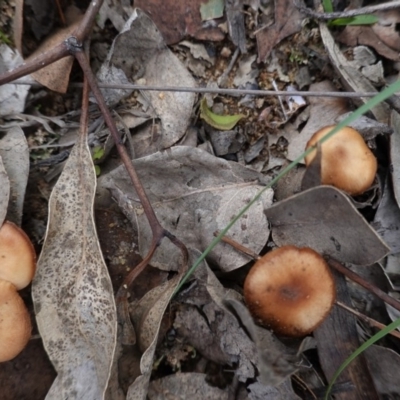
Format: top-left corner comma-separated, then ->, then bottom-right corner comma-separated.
10,80 -> 388,98
295,0 -> 400,20
336,301 -> 400,340
328,258 -> 400,313
71,41 -> 188,291
0,0 -> 103,85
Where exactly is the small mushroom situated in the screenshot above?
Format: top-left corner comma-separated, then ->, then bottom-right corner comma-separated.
0,279 -> 31,362
304,125 -> 377,195
244,245 -> 335,337
0,221 -> 36,290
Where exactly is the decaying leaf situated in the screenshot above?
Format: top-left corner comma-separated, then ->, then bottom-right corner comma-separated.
135,0 -> 225,44
319,23 -> 389,123
148,373 -> 229,400
390,111 -> 400,207
97,9 -> 196,151
200,97 -> 245,131
287,81 -> 348,162
0,126 -> 29,225
127,275 -> 182,400
256,0 -> 304,62
98,146 -> 273,272
0,44 -> 32,116
32,124 -> 117,399
372,175 -> 400,254
28,7 -> 83,93
365,345 -> 400,398
265,185 -> 389,265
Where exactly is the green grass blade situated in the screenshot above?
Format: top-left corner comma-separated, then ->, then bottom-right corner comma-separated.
322,0 -> 334,13
173,81 -> 400,296
324,317 -> 400,399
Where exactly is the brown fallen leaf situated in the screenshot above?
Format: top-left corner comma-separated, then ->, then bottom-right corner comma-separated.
256,0 -> 304,63
28,6 -> 83,93
32,118 -> 117,398
337,25 -> 400,62
135,0 -> 225,44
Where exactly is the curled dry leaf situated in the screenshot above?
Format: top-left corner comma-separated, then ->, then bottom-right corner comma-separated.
98,146 -> 273,272
97,9 -> 196,151
319,23 -> 389,123
0,44 -> 32,116
0,126 -> 29,225
126,275 -> 182,400
265,186 -> 389,265
32,127 -> 117,399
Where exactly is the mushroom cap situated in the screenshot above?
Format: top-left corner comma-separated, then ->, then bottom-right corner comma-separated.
304,125 -> 377,195
0,279 -> 31,362
244,246 -> 335,337
0,221 -> 36,290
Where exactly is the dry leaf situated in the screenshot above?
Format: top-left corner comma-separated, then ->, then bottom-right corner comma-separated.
135,1 -> 225,44
256,0 -> 304,62
265,185 -> 389,265
0,45 -> 32,116
372,175 -> 400,254
32,125 -> 117,399
148,373 -> 229,400
287,81 -> 348,162
127,275 -> 182,400
0,126 -> 29,225
365,345 -> 400,398
98,146 -> 273,272
319,23 -> 389,123
29,7 -> 83,93
97,9 -> 196,153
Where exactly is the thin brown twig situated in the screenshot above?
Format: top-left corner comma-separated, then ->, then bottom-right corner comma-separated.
10,80 -> 389,98
336,300 -> 400,340
328,258 -> 400,314
72,42 -> 188,288
295,0 -> 400,20
0,0 -> 103,86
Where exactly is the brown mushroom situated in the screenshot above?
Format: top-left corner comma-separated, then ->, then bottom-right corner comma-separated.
0,279 -> 31,362
304,125 -> 377,195
0,221 -> 36,290
244,245 -> 335,337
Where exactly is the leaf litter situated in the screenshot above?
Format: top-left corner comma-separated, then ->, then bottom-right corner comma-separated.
3,0 -> 400,399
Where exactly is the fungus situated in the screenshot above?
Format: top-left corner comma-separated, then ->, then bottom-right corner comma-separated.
244,245 -> 335,337
304,125 -> 377,195
0,279 -> 31,362
0,221 -> 36,290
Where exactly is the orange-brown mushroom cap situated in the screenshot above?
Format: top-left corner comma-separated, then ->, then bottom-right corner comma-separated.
0,279 -> 31,362
0,221 -> 36,290
244,246 -> 335,337
304,125 -> 377,195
